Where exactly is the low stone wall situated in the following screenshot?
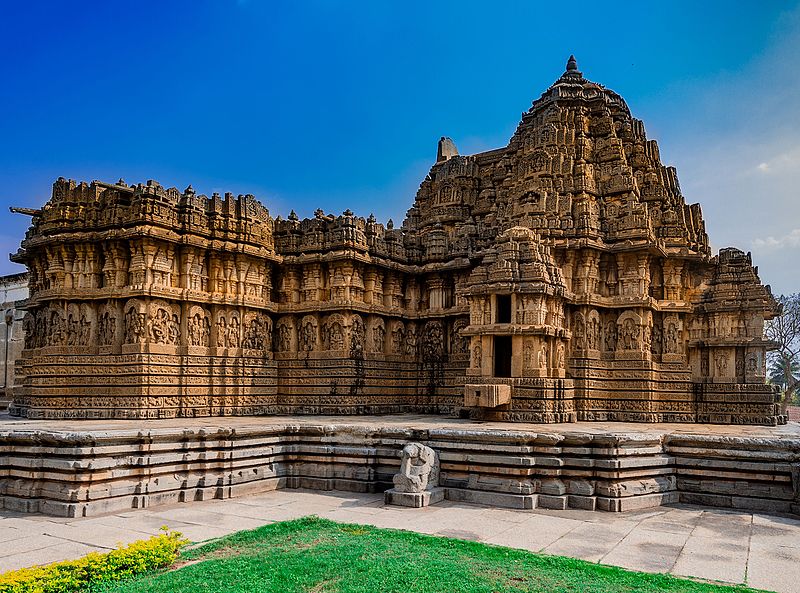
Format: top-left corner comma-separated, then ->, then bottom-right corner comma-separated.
1,419 -> 798,518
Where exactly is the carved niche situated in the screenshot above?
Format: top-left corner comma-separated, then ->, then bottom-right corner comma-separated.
123,300 -> 147,345
187,306 -> 211,347
242,312 -> 271,351
149,301 -> 181,346
299,315 -> 318,352
275,317 -> 295,352
215,310 -> 240,348
323,314 -> 346,351
370,317 -> 386,353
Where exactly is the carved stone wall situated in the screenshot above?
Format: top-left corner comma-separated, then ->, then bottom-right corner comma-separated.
9,57 -> 783,424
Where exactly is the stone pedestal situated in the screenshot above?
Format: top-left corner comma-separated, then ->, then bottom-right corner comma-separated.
384,487 -> 445,508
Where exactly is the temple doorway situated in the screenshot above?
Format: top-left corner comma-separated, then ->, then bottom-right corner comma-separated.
494,336 -> 512,378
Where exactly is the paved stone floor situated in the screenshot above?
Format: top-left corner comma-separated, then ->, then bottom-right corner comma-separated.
1,490 -> 799,592
5,412 -> 800,438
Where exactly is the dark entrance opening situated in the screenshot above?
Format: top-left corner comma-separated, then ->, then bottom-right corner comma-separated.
494,336 -> 512,378
496,294 -> 511,324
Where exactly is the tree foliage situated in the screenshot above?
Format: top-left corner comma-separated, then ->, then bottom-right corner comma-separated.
765,293 -> 800,412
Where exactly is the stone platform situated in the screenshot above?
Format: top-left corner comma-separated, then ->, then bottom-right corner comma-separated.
1,413 -> 798,518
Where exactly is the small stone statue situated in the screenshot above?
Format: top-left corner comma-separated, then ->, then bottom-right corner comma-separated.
385,442 -> 444,508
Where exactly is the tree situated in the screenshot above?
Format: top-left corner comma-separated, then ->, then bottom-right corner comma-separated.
768,357 -> 799,392
765,293 -> 800,414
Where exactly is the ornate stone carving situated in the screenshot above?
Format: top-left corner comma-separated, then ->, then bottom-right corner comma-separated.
404,324 -> 418,358
664,316 -> 680,355
422,320 -> 444,362
123,303 -> 147,345
472,341 -> 482,369
384,442 -> 444,507
651,322 -> 662,356
9,57 -> 784,425
389,321 -> 404,355
370,318 -> 385,353
188,307 -> 211,347
149,306 -> 179,345
451,318 -> 469,354
299,315 -> 318,352
276,317 -> 294,352
22,312 -> 34,350
243,313 -> 270,351
323,314 -> 346,351
392,443 -> 439,493
618,313 -> 642,351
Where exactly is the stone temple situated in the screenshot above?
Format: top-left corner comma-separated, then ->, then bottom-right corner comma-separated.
9,56 -> 784,426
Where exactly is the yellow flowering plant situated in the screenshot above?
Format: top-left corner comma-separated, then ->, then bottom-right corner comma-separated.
0,528 -> 187,593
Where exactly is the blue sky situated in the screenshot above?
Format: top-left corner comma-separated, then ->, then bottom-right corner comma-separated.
1,1 -> 798,294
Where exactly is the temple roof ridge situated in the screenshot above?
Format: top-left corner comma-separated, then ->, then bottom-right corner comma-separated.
526,55 -> 630,116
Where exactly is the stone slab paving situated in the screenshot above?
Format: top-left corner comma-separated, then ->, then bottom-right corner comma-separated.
1,489 -> 799,592
5,412 -> 800,438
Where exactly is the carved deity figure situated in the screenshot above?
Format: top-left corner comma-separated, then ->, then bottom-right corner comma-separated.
168,314 -> 180,345
149,308 -> 171,344
735,356 -> 745,378
390,324 -> 404,355
79,315 -> 91,345
66,314 -> 78,346
642,322 -> 651,352
392,443 -> 439,494
326,321 -> 344,350
350,316 -> 366,349
422,321 -> 444,361
23,313 -> 35,350
226,316 -> 240,348
620,318 -> 640,350
715,353 -> 728,376
124,308 -> 146,344
35,310 -> 47,348
747,353 -> 758,374
451,319 -> 469,354
242,316 -> 268,350
216,317 -> 227,347
300,318 -> 317,352
278,323 -> 292,352
587,318 -> 599,350
651,324 -> 662,356
665,322 -> 679,354
574,316 -> 585,349
538,343 -> 548,370
372,323 -> 385,353
188,313 -> 209,347
517,295 -> 530,324
405,326 -> 417,357
472,342 -> 482,368
523,340 -> 534,369
604,320 -> 617,352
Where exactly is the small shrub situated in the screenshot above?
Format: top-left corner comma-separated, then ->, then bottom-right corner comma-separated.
0,528 -> 187,593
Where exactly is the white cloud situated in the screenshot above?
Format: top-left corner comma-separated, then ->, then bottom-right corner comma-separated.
752,228 -> 800,251
648,8 -> 800,295
752,145 -> 800,175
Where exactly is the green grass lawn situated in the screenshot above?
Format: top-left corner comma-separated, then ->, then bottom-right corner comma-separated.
96,517 -> 767,593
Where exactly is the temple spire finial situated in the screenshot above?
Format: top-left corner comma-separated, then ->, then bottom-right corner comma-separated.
566,55 -> 578,72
